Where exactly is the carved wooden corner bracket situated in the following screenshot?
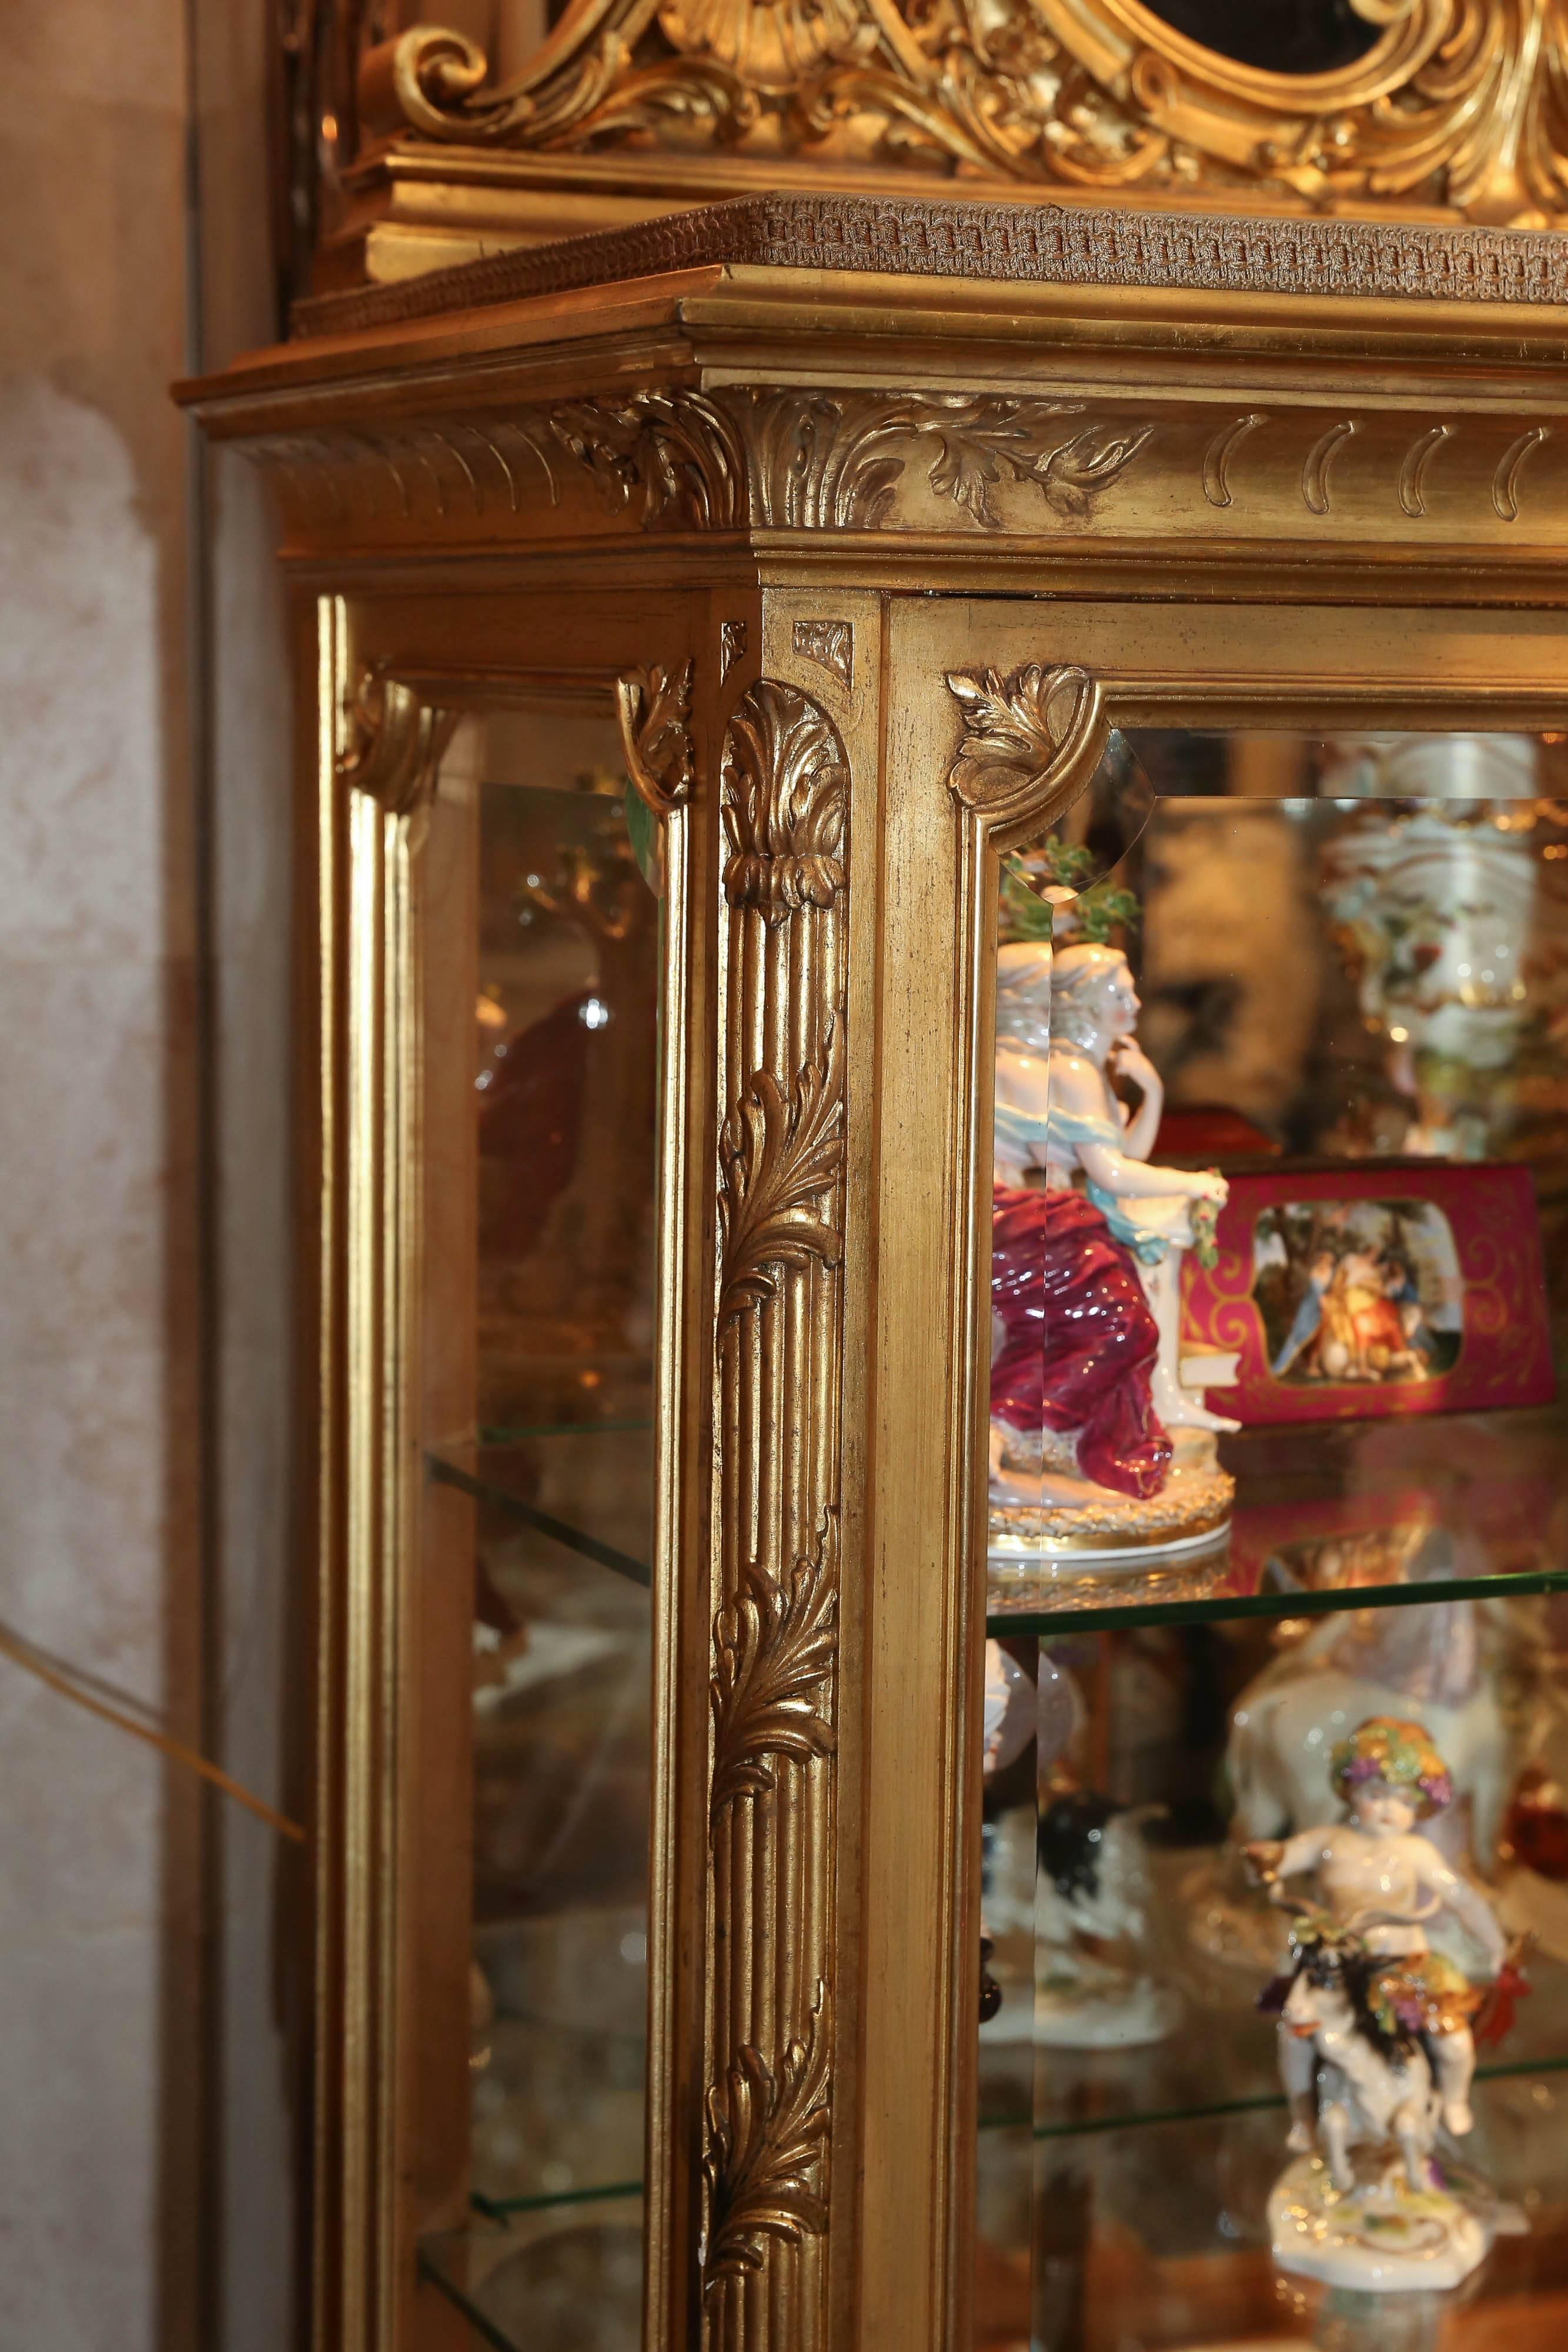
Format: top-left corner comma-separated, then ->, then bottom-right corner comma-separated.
616,659 -> 696,816
701,677 -> 850,2334
945,662 -> 1109,847
337,663 -> 457,818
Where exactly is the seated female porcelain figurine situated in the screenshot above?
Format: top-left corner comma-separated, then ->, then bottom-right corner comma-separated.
989,939 -> 1233,1556
1246,1715 -> 1520,2291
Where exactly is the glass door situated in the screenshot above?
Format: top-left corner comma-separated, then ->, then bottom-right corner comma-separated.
975,724 -> 1568,2350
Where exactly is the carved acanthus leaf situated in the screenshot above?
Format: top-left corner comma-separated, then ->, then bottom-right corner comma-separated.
710,1521 -> 838,1820
337,666 -> 456,817
741,391 -> 1149,530
616,660 -> 695,816
722,679 -> 847,914
701,1991 -> 831,2300
946,662 -> 1108,833
550,391 -> 743,530
718,1018 -> 845,1325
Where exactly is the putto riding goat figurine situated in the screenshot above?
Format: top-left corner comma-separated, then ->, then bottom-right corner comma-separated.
1246,1715 -> 1526,2291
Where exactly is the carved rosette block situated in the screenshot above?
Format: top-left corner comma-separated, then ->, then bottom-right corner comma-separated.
704,679 -> 849,2344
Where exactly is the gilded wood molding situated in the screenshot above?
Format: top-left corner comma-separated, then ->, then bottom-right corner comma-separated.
704,675 -> 850,2341
248,380 -> 1568,566
353,0 -> 1568,231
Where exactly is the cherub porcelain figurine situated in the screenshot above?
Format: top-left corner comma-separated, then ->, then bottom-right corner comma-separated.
1247,1716 -> 1520,2290
989,939 -> 1234,1557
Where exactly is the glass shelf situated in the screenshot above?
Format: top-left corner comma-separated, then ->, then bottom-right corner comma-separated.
420,2191 -> 643,2352
431,1422 -> 655,1589
975,2069 -> 1568,2352
987,1402 -> 1568,1633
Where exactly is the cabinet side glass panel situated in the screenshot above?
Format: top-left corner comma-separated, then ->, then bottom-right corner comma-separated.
976,729 -> 1568,2350
430,704 -> 655,2347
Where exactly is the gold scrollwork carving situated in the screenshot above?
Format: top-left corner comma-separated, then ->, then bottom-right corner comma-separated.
360,1 -> 1568,231
945,662 -> 1108,836
616,660 -> 696,816
552,393 -> 745,530
336,664 -> 456,817
722,679 -> 848,915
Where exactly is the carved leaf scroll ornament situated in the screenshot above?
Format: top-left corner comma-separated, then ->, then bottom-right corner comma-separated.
710,1519 -> 839,1822
722,679 -> 848,915
739,390 -> 1151,530
718,1015 -> 846,1327
616,659 -> 696,816
701,1989 -> 833,2299
337,664 -> 457,818
363,0 -> 1568,230
946,662 -> 1109,837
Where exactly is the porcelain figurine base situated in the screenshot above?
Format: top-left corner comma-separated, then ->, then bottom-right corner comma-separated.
1269,2149 -> 1492,2293
989,1425 -> 1233,1561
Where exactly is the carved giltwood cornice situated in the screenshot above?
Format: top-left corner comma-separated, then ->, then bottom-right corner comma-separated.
704,675 -> 850,2340
349,0 -> 1568,242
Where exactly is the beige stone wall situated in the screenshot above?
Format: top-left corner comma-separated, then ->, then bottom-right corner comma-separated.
1,4 -> 295,2344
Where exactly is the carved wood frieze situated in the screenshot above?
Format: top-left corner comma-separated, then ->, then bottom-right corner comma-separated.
357,1 -> 1568,231
704,676 -> 850,2342
255,383 -> 1568,554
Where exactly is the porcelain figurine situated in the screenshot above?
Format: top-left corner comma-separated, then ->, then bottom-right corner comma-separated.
1247,1716 -> 1519,2291
1035,1784 -> 1182,2048
1321,790 -> 1539,1162
989,939 -> 1235,1559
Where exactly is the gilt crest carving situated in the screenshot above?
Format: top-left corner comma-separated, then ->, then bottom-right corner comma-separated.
364,1 -> 1568,232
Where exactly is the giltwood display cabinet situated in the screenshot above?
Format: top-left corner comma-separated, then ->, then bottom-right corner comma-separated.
186,194 -> 1568,2352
